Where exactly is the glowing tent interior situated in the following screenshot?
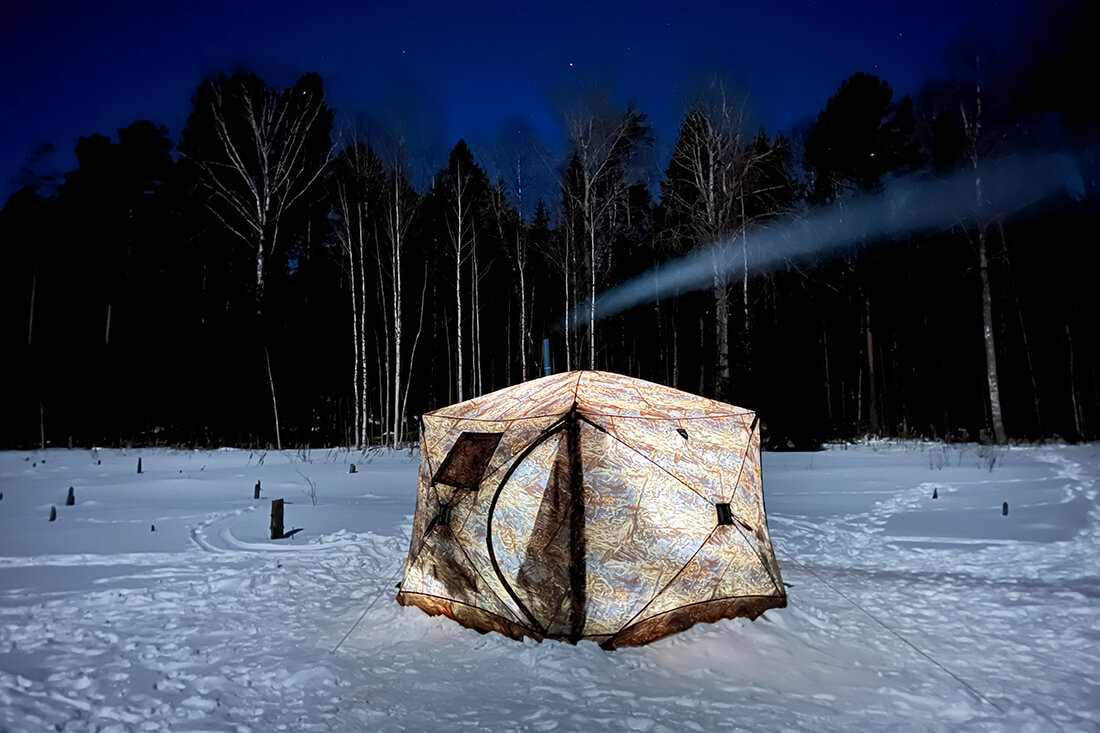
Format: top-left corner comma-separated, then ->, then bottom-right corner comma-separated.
396,370 -> 786,649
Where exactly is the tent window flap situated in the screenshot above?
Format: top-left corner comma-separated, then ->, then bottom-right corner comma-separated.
433,432 -> 504,490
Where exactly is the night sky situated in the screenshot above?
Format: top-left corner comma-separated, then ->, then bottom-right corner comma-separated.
2,0 -> 1042,202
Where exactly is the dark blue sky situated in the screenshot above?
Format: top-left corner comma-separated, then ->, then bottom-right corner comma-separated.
1,0 -> 1041,202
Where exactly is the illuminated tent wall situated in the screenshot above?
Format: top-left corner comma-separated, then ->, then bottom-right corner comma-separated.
396,370 -> 786,649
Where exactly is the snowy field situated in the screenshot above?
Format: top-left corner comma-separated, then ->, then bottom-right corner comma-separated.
0,442 -> 1097,731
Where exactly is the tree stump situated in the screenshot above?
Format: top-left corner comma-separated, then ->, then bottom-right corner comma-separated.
271,499 -> 284,540
349,463 -> 357,474
66,487 -> 75,506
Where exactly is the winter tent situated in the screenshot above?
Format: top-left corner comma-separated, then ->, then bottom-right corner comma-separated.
396,370 -> 786,649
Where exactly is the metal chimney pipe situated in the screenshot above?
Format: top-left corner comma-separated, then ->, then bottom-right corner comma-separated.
542,338 -> 552,376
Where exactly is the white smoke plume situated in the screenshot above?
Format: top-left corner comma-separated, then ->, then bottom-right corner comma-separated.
567,152 -> 1084,328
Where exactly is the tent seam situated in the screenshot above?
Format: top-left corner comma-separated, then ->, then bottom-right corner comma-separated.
612,526 -> 719,635
589,418 -> 715,506
724,414 -> 756,505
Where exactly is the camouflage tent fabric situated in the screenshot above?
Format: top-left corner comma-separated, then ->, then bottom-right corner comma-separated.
396,370 -> 786,649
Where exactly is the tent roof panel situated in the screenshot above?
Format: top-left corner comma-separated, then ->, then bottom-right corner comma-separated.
427,371 -> 754,422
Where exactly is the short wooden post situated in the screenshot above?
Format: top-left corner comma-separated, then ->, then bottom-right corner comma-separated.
66,486 -> 75,506
270,499 -> 284,540
137,458 -> 143,474
932,488 -> 938,499
49,506 -> 57,522
1002,501 -> 1009,516
254,480 -> 261,499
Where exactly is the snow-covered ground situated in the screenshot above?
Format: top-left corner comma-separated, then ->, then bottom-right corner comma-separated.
0,442 -> 1097,731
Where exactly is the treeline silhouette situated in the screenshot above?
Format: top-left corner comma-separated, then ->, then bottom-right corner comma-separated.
1,19 -> 1096,449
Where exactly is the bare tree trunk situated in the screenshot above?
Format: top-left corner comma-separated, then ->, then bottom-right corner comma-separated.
741,189 -> 750,360
977,228 -> 1006,443
518,231 -> 528,380
375,325 -> 387,445
712,257 -> 731,401
444,296 -> 454,404
962,62 -> 1007,444
698,312 -> 706,395
399,267 -> 429,441
264,345 -> 282,450
256,244 -> 266,316
1067,324 -> 1085,438
349,250 -> 361,448
878,337 -> 890,433
472,233 -> 483,395
865,296 -> 880,435
671,301 -> 679,389
653,275 -> 664,385
27,266 -> 37,345
1000,224 -> 1041,432
256,237 -> 283,450
856,363 -> 863,435
340,207 -> 363,448
456,235 -> 464,401
358,234 -> 369,448
823,329 -> 833,428
589,209 -> 597,369
451,162 -> 469,402
392,180 -> 403,448
564,241 -> 572,373
375,250 -> 391,446
505,296 -> 512,386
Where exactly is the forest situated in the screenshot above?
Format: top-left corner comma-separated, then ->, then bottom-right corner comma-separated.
1,19 -> 1096,451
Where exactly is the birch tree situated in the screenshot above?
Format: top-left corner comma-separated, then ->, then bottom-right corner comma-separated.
431,141 -> 491,401
331,141 -> 384,448
803,72 -> 916,433
180,72 -> 332,449
661,91 -> 792,400
960,58 -> 1008,443
487,180 -> 528,379
380,159 -> 418,447
663,99 -> 746,400
482,132 -> 538,382
562,104 -> 650,368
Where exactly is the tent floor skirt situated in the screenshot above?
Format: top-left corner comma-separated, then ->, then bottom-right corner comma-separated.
601,594 -> 788,650
396,590 -> 785,649
396,591 -> 543,643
